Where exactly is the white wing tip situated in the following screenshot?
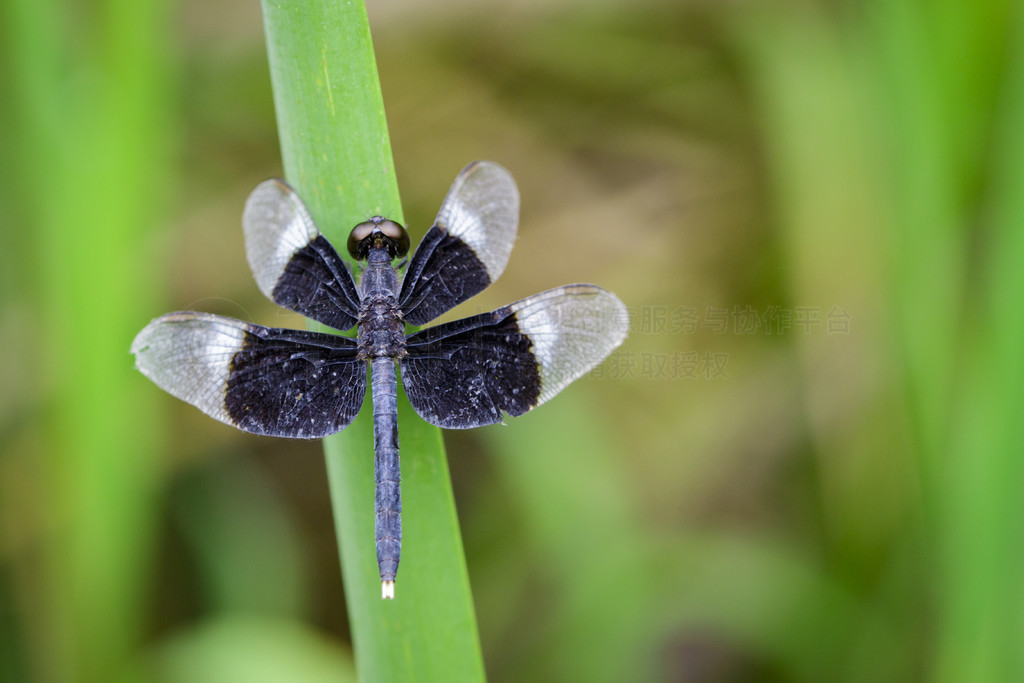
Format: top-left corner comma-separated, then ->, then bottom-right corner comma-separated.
381,580 -> 395,600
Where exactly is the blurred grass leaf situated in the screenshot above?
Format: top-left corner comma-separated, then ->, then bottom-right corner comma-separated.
149,615 -> 355,683
1,0 -> 172,680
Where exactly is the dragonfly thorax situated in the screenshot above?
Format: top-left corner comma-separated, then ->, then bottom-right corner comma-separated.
356,294 -> 406,360
356,245 -> 405,360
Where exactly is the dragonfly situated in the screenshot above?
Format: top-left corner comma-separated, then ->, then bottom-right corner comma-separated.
132,161 -> 629,598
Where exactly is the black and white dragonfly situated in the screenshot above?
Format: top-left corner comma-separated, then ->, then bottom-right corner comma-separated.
132,162 -> 628,598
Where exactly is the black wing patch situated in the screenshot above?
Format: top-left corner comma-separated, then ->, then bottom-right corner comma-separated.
132,312 -> 367,438
397,225 -> 493,326
244,179 -> 361,331
401,307 -> 541,429
399,161 -> 519,325
401,284 -> 629,429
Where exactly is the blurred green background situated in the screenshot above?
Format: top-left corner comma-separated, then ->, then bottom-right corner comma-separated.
3,0 -> 1024,681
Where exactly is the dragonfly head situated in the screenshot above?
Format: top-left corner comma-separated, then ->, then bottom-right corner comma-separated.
348,216 -> 410,260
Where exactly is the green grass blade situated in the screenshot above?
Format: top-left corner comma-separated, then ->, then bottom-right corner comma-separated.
258,2 -> 485,680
